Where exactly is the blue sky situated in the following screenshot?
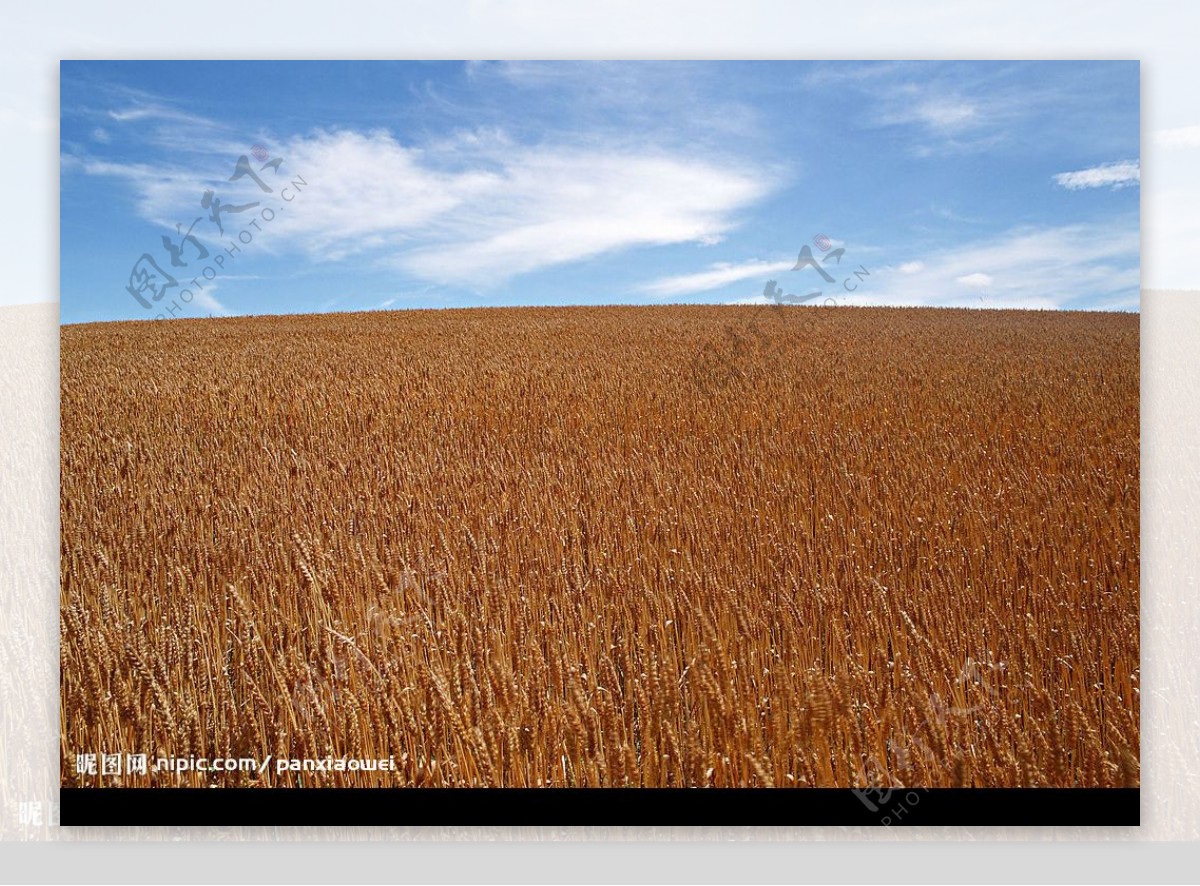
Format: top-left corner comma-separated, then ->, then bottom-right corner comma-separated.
60,60 -> 1140,324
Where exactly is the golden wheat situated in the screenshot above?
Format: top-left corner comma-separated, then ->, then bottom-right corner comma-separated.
60,305 -> 1139,787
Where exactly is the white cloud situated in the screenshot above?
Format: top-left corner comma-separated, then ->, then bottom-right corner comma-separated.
76,128 -> 774,288
882,94 -> 982,136
913,99 -> 978,131
189,284 -> 231,317
107,103 -> 212,126
639,259 -> 792,297
956,272 -> 993,289
873,78 -> 1004,152
639,220 -> 1136,311
75,159 -> 220,231
108,108 -> 155,122
855,221 -> 1139,310
388,147 -> 770,286
1152,125 -> 1200,149
1053,160 -> 1140,190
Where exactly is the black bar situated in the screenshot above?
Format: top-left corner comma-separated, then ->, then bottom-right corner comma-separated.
61,787 -> 1139,827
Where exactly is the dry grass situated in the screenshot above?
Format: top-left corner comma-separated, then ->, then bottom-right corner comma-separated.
60,305 -> 1139,787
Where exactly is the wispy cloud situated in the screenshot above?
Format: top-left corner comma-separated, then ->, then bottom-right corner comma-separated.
910,98 -> 979,132
642,220 -> 1136,311
923,204 -> 983,225
639,259 -> 792,298
106,101 -> 213,127
466,61 -> 766,149
71,158 -> 228,229
61,80 -> 249,161
1053,160 -> 1140,190
77,127 -> 776,288
190,283 -> 231,317
880,89 -> 987,142
860,221 -> 1139,310
821,61 -> 1137,160
866,69 -> 1023,153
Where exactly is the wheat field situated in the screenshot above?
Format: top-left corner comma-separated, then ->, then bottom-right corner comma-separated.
60,305 -> 1139,787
